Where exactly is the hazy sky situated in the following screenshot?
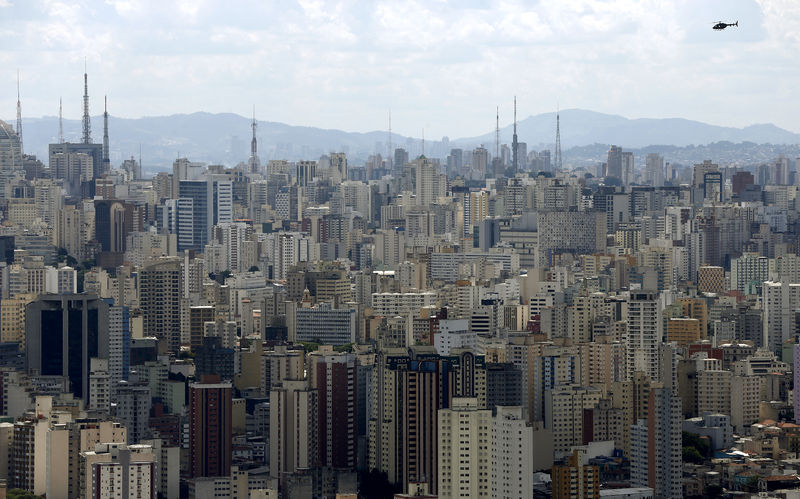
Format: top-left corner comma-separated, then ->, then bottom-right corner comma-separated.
0,0 -> 796,138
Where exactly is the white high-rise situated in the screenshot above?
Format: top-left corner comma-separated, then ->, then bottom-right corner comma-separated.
763,281 -> 800,352
437,398 -> 492,499
626,291 -> 664,382
491,406 -> 533,499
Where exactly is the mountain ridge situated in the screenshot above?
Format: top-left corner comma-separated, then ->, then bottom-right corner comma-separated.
9,109 -> 800,172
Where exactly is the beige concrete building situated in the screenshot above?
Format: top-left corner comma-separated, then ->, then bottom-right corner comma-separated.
545,385 -> 602,454
437,397 -> 491,499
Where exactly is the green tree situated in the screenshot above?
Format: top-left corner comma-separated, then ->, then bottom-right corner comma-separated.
248,265 -> 260,272
8,490 -> 45,499
683,446 -> 703,464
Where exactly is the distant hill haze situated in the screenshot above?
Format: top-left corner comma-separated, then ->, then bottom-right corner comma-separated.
12,109 -> 800,173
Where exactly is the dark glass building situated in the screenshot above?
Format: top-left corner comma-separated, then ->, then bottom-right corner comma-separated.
25,294 -> 109,405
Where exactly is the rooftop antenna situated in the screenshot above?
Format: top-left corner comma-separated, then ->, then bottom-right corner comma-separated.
58,97 -> 64,144
421,128 -> 425,157
495,105 -> 500,160
81,57 -> 92,144
388,110 -> 392,171
512,96 -> 518,175
16,70 -> 23,156
250,105 -> 258,173
103,95 -> 110,171
139,143 -> 142,180
554,104 -> 562,171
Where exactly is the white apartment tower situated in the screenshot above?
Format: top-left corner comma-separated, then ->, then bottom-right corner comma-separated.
437,397 -> 492,499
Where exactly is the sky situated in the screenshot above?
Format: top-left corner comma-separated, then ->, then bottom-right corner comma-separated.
0,0 -> 797,139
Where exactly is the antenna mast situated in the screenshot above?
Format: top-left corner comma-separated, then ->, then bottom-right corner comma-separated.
554,105 -> 562,171
388,110 -> 392,172
58,97 -> 64,144
103,95 -> 110,172
495,106 -> 500,160
512,96 -> 518,175
421,128 -> 425,157
16,70 -> 23,156
82,58 -> 92,144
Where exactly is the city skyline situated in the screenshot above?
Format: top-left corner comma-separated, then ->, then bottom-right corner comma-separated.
1,0 -> 798,138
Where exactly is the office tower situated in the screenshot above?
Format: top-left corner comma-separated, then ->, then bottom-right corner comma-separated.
178,176 -> 233,251
552,448 -> 599,499
189,376 -> 233,478
80,443 -> 155,499
139,258 -> 182,353
491,406 -> 533,498
630,387 -> 682,498
296,160 -> 316,187
195,336 -> 235,381
606,145 -> 622,180
290,302 -> 357,345
0,120 -> 23,171
395,148 -> 410,174
626,291 -> 663,381
536,211 -> 605,267
732,171 -> 754,194
269,379 -> 318,481
437,398 -> 491,499
309,350 -> 358,470
116,383 -> 152,443
25,294 -> 110,405
645,153 -> 665,187
189,305 -> 216,352
485,363 -> 522,412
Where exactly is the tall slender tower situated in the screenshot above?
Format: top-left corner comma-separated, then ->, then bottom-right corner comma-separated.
511,97 -> 518,175
16,70 -> 23,156
103,95 -> 110,172
248,107 -> 260,174
58,97 -> 64,144
388,110 -> 392,172
554,106 -> 562,171
82,61 -> 92,144
495,106 -> 500,160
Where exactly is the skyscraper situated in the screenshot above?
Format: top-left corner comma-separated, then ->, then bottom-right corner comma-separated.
437,397 -> 492,498
139,258 -> 182,353
25,294 -> 110,406
310,349 -> 358,470
606,145 -> 622,180
189,375 -> 233,478
630,386 -> 682,498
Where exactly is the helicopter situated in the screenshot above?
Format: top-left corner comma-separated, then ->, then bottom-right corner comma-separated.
713,20 -> 738,30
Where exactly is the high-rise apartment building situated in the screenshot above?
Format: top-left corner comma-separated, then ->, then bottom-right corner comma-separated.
630,386 -> 682,498
437,397 -> 491,499
491,406 -> 533,499
309,349 -> 357,470
189,376 -> 233,478
139,258 -> 182,353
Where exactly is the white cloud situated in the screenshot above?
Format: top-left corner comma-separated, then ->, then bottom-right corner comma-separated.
1,0 -> 798,138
